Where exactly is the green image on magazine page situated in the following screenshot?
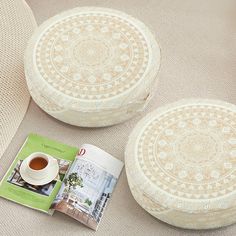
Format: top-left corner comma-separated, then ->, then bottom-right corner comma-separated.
0,134 -> 79,214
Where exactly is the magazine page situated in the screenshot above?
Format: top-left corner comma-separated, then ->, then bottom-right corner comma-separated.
51,144 -> 124,230
0,133 -> 78,214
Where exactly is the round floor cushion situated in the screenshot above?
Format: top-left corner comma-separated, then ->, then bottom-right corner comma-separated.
125,99 -> 236,229
25,7 -> 160,127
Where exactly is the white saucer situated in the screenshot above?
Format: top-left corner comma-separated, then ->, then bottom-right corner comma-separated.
19,160 -> 59,186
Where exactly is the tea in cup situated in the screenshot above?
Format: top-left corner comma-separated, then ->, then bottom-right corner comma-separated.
29,156 -> 48,170
20,152 -> 59,185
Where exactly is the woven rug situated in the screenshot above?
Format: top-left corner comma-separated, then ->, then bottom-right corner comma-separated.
0,0 -> 36,158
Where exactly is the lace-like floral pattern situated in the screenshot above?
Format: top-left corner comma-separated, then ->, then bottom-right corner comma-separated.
137,101 -> 236,200
35,11 -> 150,100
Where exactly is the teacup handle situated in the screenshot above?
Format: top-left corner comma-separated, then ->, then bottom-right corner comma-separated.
50,157 -> 58,166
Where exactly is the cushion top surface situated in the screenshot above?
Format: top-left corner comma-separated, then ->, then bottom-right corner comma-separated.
26,7 -> 160,103
125,99 -> 236,212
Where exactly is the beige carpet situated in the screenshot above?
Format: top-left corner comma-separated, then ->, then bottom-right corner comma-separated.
0,0 -> 36,159
0,0 -> 236,235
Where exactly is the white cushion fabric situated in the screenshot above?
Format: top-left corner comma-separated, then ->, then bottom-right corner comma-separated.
125,99 -> 236,229
24,7 -> 160,127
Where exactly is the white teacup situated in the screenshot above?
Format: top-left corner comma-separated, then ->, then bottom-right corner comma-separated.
22,152 -> 58,180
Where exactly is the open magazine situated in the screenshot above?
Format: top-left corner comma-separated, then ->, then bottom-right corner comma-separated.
0,134 -> 123,230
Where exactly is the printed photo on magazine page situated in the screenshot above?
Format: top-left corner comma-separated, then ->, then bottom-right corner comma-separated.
51,144 -> 123,230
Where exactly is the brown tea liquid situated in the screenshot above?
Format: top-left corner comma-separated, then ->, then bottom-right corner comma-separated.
29,157 -> 48,170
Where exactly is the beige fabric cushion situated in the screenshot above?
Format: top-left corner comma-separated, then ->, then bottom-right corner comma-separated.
24,7 -> 160,127
0,0 -> 36,158
125,99 -> 236,229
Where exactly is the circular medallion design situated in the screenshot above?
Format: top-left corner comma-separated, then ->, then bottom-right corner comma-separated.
35,8 -> 154,100
134,100 -> 236,200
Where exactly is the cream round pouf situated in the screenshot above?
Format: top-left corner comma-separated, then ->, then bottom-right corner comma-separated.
125,99 -> 236,229
24,7 -> 160,127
